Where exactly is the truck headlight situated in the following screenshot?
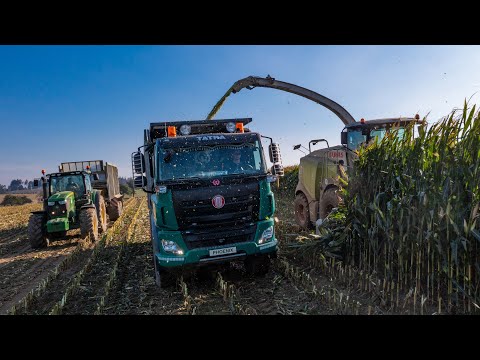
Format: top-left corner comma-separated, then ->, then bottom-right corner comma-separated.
161,240 -> 184,255
48,201 -> 55,206
179,124 -> 191,135
58,200 -> 67,205
259,226 -> 274,244
226,122 -> 236,133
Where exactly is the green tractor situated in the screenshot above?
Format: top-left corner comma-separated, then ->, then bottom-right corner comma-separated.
28,169 -> 108,248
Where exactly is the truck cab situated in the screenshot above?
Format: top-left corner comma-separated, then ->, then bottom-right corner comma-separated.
132,118 -> 284,287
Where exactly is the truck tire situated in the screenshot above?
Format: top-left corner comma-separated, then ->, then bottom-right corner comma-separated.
108,198 -> 123,221
294,193 -> 312,230
80,208 -> 99,242
28,213 -> 48,249
154,259 -> 175,288
95,194 -> 107,233
245,255 -> 270,276
319,187 -> 341,220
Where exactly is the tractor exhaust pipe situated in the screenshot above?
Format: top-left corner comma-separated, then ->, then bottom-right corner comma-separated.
42,175 -> 48,212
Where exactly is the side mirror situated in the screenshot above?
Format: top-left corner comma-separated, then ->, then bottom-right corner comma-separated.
33,179 -> 40,187
341,131 -> 347,146
134,175 -> 146,188
293,144 -> 301,150
132,151 -> 145,174
271,164 -> 284,177
269,143 -> 282,164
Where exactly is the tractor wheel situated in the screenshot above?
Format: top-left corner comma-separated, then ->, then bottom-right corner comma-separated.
319,188 -> 341,220
245,255 -> 271,276
294,193 -> 312,230
95,194 -> 107,233
28,213 -> 48,249
80,208 -> 99,242
108,198 -> 123,221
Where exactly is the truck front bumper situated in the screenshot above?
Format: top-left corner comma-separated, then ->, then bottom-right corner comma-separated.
156,239 -> 278,268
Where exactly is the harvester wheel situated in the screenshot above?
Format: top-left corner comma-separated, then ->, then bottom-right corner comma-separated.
95,194 -> 107,233
108,198 -> 123,221
319,188 -> 341,220
294,193 -> 312,229
28,213 -> 48,249
80,208 -> 99,242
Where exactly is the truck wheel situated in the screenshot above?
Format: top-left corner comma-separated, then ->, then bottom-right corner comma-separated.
28,213 -> 48,249
319,188 -> 341,220
294,193 -> 312,229
108,198 -> 123,221
95,194 -> 107,233
245,255 -> 270,276
154,259 -> 175,288
80,208 -> 99,242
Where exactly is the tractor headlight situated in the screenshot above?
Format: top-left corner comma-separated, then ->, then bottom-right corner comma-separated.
259,226 -> 274,244
161,240 -> 184,255
58,200 -> 67,205
48,201 -> 55,206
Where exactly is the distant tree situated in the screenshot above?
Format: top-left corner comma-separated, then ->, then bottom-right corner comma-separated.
120,183 -> 133,195
8,179 -> 24,191
24,179 -> 28,186
0,184 -> 7,194
27,181 -> 34,190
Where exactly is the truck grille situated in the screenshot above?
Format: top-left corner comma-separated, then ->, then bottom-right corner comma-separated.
171,181 -> 260,249
182,224 -> 257,250
179,193 -> 258,230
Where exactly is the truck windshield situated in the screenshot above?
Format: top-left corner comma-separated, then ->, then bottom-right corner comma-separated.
347,127 -> 405,150
157,141 -> 266,181
50,175 -> 85,197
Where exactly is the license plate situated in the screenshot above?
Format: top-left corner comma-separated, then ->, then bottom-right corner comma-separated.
209,247 -> 237,257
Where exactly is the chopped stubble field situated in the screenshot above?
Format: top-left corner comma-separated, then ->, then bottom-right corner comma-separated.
0,190 -> 437,315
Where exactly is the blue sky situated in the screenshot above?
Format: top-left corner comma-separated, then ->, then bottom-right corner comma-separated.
1,45 -> 480,186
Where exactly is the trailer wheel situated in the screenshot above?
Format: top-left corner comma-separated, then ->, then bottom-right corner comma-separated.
95,194 -> 107,233
28,213 -> 48,249
319,187 -> 341,220
80,208 -> 99,242
294,193 -> 312,229
108,198 -> 123,221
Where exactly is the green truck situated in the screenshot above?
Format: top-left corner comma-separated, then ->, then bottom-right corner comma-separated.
28,161 -> 123,248
132,118 -> 284,287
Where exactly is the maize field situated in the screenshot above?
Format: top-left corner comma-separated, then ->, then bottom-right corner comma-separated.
1,106 -> 480,315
